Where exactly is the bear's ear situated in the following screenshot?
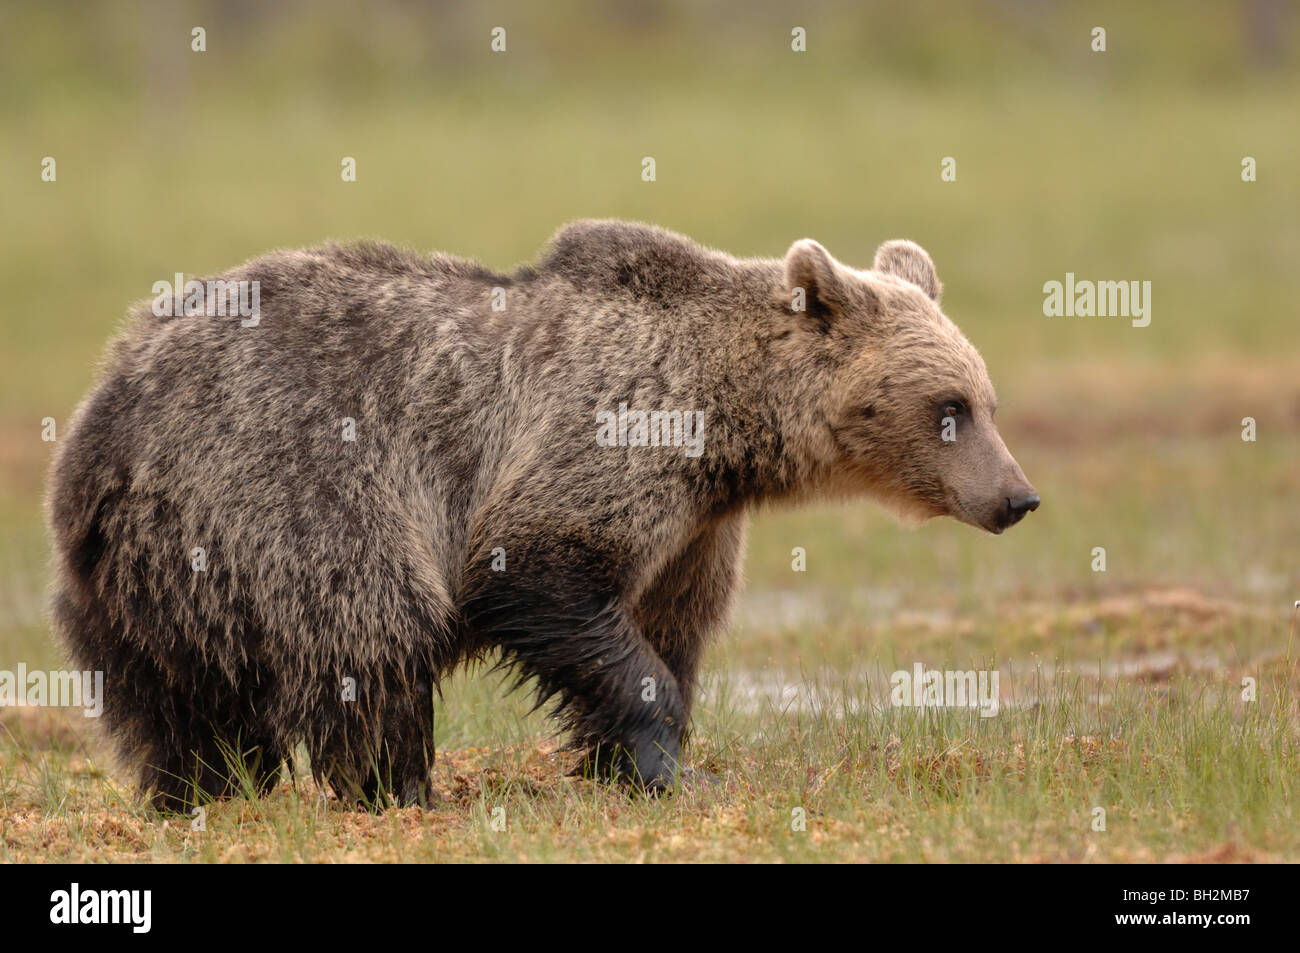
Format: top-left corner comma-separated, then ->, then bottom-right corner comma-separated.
784,239 -> 851,324
872,240 -> 942,302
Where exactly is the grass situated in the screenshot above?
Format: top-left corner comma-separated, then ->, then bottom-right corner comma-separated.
1,1 -> 1298,861
3,645 -> 1297,862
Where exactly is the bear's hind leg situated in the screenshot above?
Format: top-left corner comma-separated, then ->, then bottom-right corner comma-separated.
139,675 -> 286,812
308,658 -> 436,810
52,587 -> 280,812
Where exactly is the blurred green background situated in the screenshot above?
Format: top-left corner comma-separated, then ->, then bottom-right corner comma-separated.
1,0 -> 1297,676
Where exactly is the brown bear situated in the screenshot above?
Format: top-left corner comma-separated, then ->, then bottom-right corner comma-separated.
46,220 -> 1037,809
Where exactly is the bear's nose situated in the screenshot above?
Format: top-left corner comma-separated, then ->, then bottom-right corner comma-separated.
1004,493 -> 1040,527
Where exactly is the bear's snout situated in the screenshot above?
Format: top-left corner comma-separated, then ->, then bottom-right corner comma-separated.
997,492 -> 1040,531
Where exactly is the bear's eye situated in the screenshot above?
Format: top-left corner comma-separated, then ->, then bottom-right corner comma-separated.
941,399 -> 966,419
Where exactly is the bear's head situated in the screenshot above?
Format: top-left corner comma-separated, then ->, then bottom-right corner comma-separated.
782,237 -> 1038,534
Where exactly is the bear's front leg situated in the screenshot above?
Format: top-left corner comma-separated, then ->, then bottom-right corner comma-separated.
462,557 -> 687,792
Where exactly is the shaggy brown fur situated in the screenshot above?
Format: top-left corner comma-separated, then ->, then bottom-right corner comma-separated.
46,220 -> 1036,809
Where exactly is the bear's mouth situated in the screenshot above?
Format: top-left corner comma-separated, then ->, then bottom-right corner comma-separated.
943,486 -> 1004,534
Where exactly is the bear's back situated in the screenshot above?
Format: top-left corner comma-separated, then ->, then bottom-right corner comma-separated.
536,220 -> 739,307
